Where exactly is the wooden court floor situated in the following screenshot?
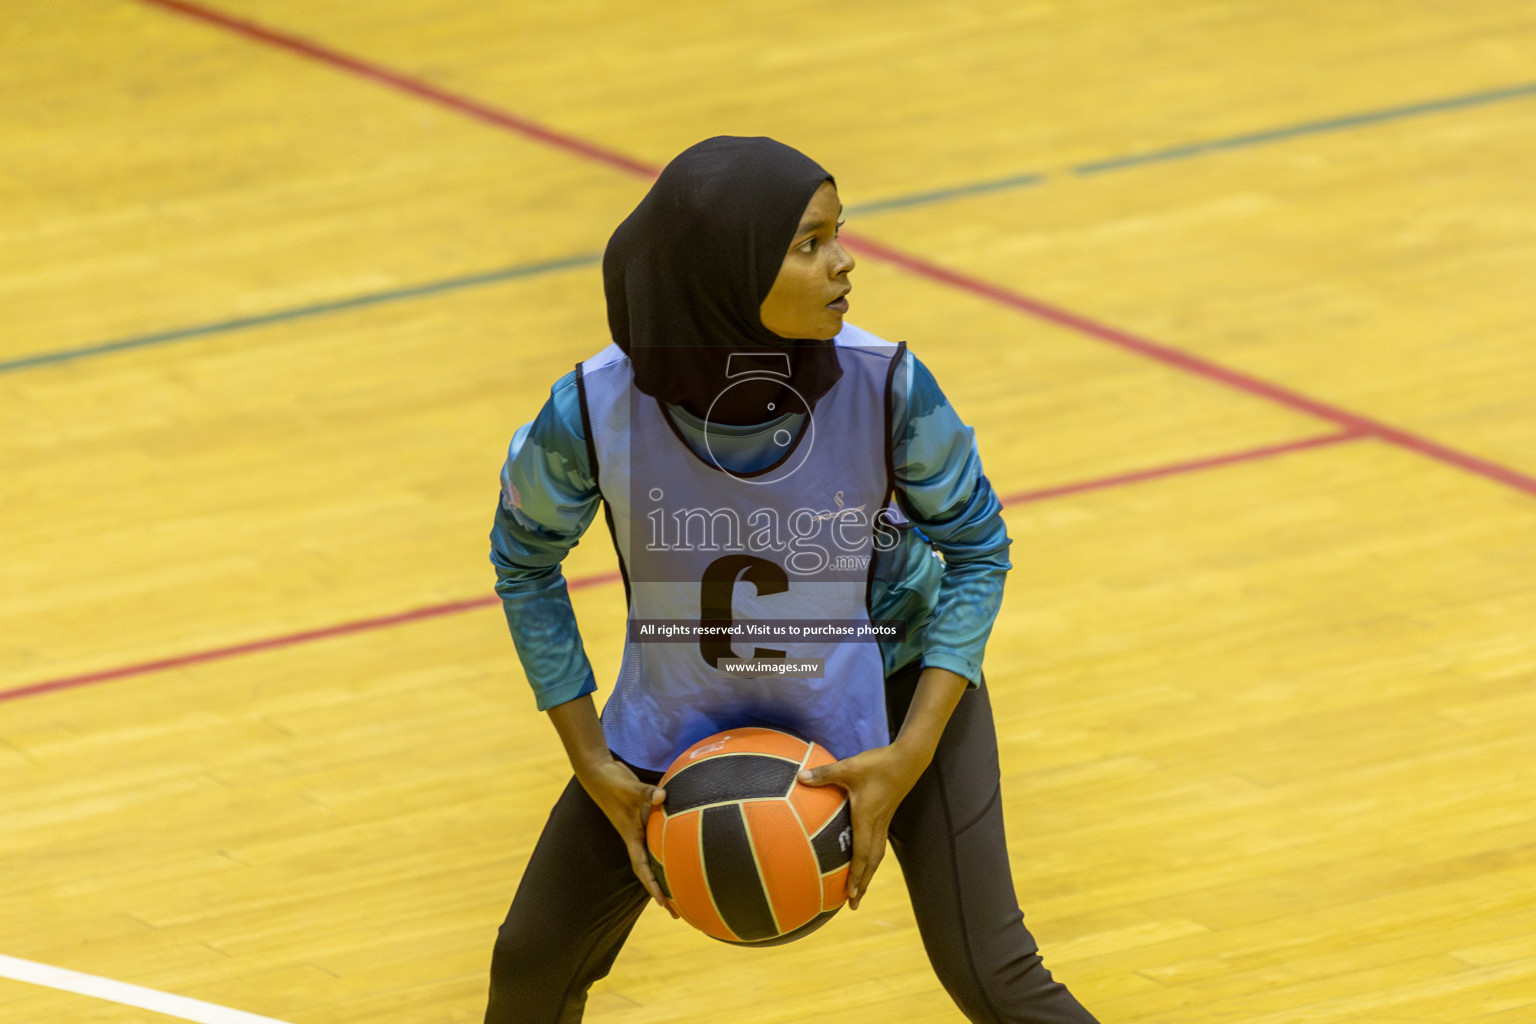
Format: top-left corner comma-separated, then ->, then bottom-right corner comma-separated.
3,1 -> 1535,1021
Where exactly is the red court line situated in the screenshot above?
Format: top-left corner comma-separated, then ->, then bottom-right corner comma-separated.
134,0 -> 660,179
1,434 -> 1362,705
997,429 -> 1365,505
0,574 -> 620,704
136,0 -> 1536,500
842,235 -> 1536,498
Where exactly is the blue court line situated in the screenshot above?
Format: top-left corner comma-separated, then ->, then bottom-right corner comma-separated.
1073,80 -> 1536,174
850,79 -> 1536,207
0,252 -> 602,374
848,172 -> 1049,214
6,79 -> 1533,377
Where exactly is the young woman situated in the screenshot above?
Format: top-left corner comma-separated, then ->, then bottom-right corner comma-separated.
485,136 -> 1098,1024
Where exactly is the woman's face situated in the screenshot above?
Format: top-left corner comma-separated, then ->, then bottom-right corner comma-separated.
758,181 -> 855,340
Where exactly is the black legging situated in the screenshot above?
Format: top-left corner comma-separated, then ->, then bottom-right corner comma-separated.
484,664 -> 1098,1023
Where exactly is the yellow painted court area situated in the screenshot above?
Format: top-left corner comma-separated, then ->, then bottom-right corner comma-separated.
3,1 -> 1535,1021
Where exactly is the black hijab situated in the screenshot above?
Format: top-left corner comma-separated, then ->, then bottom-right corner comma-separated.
602,136 -> 843,426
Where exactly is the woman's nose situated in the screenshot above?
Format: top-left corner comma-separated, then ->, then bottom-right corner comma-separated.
830,240 -> 855,276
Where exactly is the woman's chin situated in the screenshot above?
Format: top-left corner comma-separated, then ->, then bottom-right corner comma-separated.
811,312 -> 845,340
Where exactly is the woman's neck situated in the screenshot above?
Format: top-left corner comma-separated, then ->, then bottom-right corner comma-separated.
665,402 -> 808,474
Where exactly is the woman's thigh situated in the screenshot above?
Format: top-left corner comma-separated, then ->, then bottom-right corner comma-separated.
485,776 -> 651,1024
886,666 -> 1098,1024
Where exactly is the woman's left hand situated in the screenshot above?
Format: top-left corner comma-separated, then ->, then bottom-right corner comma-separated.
797,666 -> 970,910
797,743 -> 924,910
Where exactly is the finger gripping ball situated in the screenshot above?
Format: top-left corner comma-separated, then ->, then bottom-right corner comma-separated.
646,728 -> 851,945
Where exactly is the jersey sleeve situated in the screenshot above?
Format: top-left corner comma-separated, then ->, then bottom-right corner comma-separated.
489,370 -> 604,710
888,349 -> 1012,684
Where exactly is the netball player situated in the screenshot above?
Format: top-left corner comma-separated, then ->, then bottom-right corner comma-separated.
484,136 -> 1098,1024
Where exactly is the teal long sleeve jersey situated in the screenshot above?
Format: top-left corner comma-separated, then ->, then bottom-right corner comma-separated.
489,344 -> 1012,711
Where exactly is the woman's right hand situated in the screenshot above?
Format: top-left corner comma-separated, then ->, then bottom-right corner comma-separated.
573,757 -> 675,915
546,694 -> 676,916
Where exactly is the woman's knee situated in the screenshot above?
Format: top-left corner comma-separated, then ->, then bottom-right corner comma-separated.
932,945 -> 1096,1024
488,913 -> 540,983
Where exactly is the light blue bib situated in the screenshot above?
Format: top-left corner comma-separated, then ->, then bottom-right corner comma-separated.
579,326 -> 904,771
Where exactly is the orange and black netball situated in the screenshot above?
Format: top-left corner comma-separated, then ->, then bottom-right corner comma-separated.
645,727 -> 852,945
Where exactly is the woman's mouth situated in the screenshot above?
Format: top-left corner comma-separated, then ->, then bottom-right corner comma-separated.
826,296 -> 849,314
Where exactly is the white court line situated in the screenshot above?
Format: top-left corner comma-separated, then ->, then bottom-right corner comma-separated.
0,953 -> 296,1024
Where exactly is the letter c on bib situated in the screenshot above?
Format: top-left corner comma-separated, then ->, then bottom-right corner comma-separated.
699,554 -> 788,668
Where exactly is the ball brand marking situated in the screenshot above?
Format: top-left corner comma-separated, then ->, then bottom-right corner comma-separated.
688,736 -> 731,759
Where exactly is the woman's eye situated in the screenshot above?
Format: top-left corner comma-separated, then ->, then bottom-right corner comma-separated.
797,221 -> 844,254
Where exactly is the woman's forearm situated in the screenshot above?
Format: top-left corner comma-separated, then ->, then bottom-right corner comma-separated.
890,666 -> 969,771
545,694 -> 615,776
